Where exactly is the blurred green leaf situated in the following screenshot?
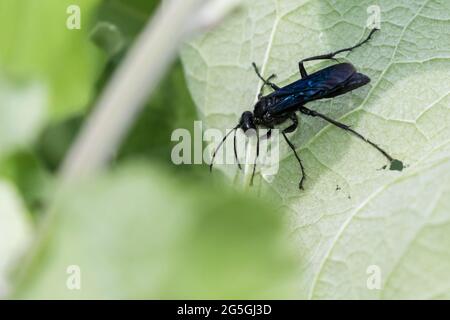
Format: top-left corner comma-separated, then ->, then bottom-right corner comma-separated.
0,74 -> 52,215
0,152 -> 53,213
0,76 -> 47,159
13,163 -> 297,299
34,0 -> 199,172
119,61 -> 200,169
0,0 -> 104,120
181,0 -> 450,298
95,0 -> 159,47
0,181 -> 32,297
93,0 -> 200,170
36,115 -> 83,172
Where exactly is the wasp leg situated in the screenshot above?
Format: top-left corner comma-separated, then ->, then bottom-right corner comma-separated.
250,130 -> 260,186
299,106 -> 397,164
298,28 -> 378,78
282,114 -> 306,190
261,128 -> 272,140
248,128 -> 274,185
258,74 -> 277,99
233,129 -> 242,170
252,63 -> 280,98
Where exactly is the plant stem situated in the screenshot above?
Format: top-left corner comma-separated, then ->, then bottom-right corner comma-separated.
60,0 -> 206,183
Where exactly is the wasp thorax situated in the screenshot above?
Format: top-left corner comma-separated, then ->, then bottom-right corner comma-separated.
253,99 -> 267,119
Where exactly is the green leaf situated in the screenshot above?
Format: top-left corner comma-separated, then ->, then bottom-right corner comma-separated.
96,0 -> 159,44
0,181 -> 32,297
91,1 -> 198,166
0,76 -> 47,159
0,151 -> 53,212
0,73 -> 52,214
119,61 -> 201,169
0,0 -> 104,120
91,0 -> 161,61
181,0 -> 450,298
13,163 -> 297,299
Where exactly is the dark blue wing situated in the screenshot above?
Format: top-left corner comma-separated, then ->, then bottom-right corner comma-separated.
268,63 -> 357,114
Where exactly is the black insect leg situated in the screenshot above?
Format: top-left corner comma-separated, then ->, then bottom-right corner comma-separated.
298,28 -> 378,78
252,62 -> 280,98
233,129 -> 242,170
282,114 -> 306,190
262,128 -> 272,140
299,106 -> 395,163
250,130 -> 260,186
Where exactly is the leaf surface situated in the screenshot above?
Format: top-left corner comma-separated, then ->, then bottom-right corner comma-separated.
181,0 -> 450,298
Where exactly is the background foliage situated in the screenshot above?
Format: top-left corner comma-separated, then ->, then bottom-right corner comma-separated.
1,0 -> 449,299
0,0 -> 298,299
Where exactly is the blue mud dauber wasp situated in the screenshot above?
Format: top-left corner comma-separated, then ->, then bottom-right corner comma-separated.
210,29 -> 403,189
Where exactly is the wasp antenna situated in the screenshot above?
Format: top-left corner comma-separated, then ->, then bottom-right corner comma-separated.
210,126 -> 238,172
367,27 -> 379,39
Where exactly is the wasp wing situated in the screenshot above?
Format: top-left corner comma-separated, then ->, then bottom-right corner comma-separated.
269,63 -> 360,115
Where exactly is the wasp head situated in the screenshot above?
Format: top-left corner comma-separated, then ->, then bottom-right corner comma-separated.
238,111 -> 257,133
